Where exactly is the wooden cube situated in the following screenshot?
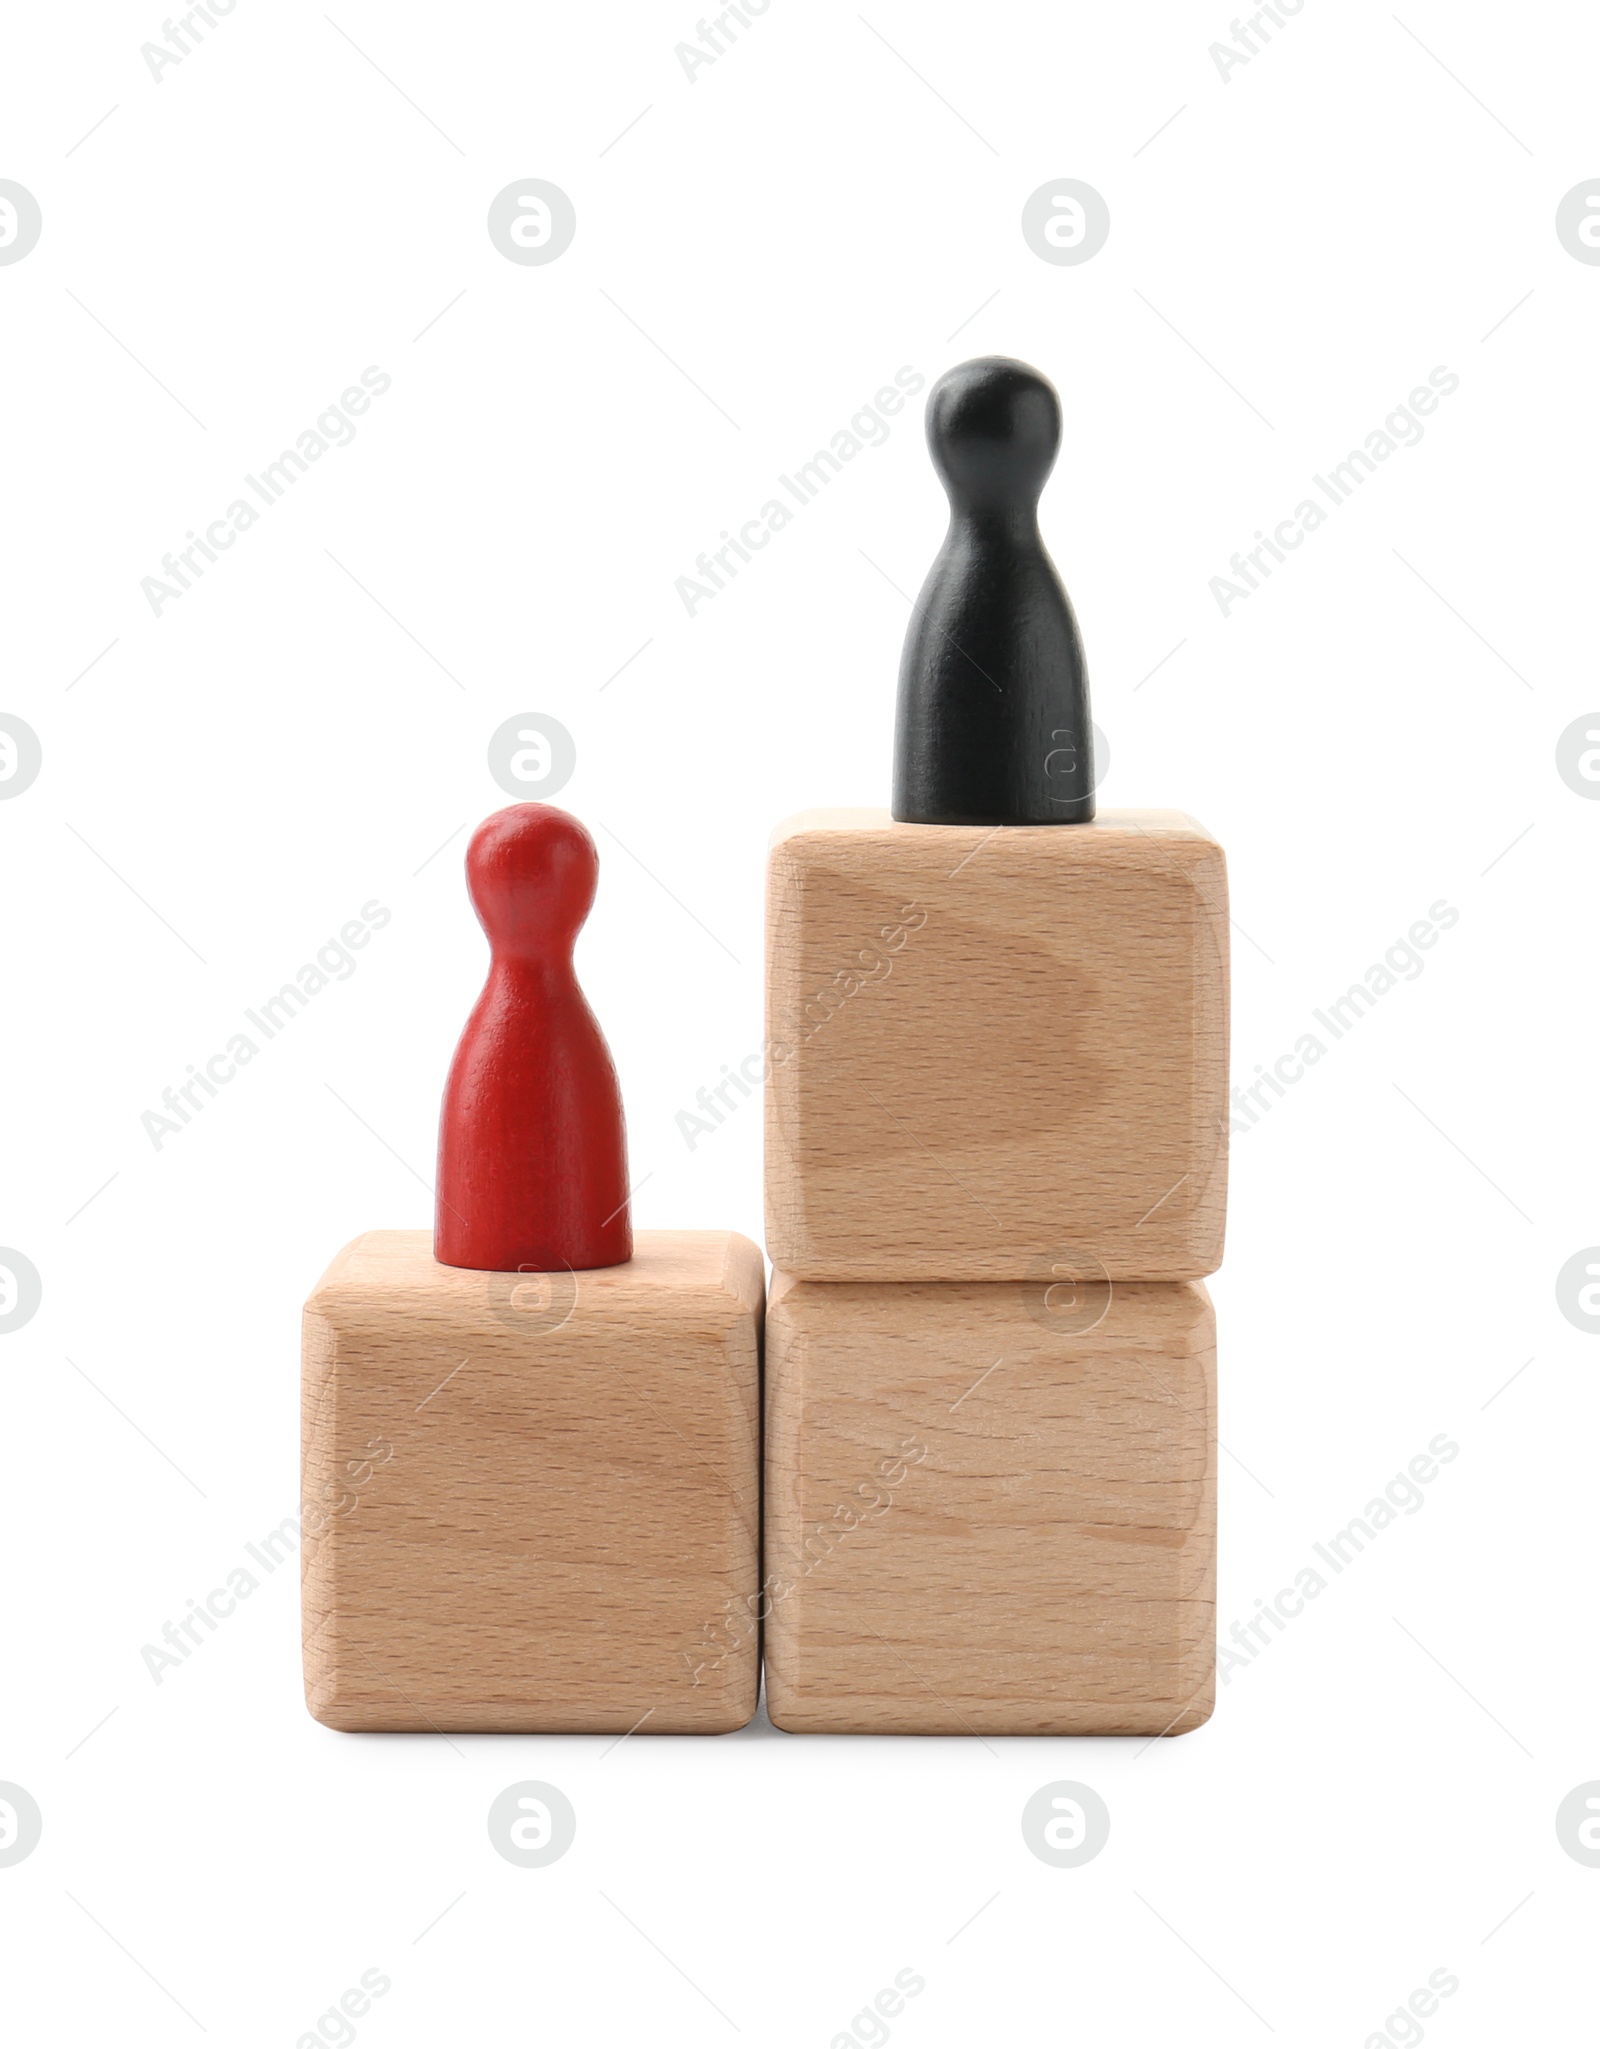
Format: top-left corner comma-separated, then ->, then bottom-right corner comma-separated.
301,1230 -> 763,1733
763,1271 -> 1216,1735
765,808 -> 1229,1280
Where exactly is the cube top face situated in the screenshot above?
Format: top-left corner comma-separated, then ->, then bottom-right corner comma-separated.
302,1230 -> 762,1733
763,1273 -> 1216,1736
765,808 -> 1229,1281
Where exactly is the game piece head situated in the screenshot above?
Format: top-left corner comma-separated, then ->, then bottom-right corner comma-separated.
465,803 -> 597,958
925,357 -> 1061,514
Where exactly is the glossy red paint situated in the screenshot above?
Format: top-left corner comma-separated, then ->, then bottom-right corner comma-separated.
434,804 -> 631,1273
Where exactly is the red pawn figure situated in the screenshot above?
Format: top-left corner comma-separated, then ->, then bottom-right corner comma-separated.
435,804 -> 631,1272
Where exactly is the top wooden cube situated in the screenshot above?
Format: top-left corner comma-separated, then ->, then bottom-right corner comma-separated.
765,809 -> 1229,1281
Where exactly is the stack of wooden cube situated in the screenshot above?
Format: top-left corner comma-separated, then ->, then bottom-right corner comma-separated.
762,806 -> 1229,1736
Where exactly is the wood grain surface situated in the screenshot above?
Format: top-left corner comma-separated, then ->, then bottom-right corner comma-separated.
763,1270 -> 1216,1736
301,1230 -> 763,1733
764,808 -> 1229,1281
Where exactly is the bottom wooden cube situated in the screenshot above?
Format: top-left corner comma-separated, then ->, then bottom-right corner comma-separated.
301,1229 -> 762,1733
764,1272 -> 1216,1735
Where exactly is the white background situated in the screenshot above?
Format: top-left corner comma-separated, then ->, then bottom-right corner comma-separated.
3,0 -> 1597,2041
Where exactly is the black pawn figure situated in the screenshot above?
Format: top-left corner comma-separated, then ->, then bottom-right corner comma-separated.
892,357 -> 1094,826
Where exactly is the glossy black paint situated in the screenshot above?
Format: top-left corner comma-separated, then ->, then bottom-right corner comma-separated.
892,357 -> 1095,827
